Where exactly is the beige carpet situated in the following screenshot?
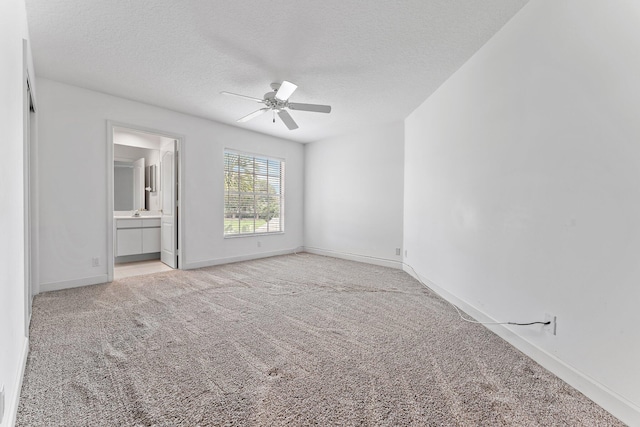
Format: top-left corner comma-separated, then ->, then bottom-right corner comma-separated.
17,254 -> 623,426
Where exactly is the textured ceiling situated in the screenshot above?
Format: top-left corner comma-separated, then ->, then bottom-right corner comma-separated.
25,0 -> 529,143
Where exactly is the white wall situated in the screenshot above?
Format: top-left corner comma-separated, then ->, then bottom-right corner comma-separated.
114,144 -> 159,165
37,78 -> 304,290
0,1 -> 33,425
304,121 -> 404,267
404,0 -> 640,424
113,128 -> 163,150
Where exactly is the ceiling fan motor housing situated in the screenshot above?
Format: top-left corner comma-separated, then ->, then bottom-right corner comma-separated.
263,90 -> 286,109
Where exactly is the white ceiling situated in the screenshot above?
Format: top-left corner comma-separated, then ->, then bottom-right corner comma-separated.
25,0 -> 529,143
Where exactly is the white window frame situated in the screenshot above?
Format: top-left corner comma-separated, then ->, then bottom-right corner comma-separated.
223,149 -> 285,237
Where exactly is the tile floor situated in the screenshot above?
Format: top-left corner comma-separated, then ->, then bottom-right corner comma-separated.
114,259 -> 173,280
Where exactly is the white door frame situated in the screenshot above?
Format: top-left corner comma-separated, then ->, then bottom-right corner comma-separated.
106,121 -> 185,281
23,39 -> 38,336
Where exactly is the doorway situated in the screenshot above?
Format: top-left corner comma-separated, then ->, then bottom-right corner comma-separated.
107,123 -> 183,281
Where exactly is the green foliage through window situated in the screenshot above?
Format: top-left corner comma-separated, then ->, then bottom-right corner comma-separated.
224,151 -> 284,236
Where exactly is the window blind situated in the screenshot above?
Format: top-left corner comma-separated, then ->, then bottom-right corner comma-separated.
224,150 -> 285,236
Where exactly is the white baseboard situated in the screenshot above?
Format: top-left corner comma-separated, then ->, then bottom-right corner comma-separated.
4,337 -> 29,427
40,274 -> 108,293
182,247 -> 304,270
403,264 -> 640,427
303,247 -> 402,269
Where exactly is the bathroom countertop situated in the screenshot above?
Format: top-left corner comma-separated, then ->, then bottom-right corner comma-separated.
114,215 -> 162,219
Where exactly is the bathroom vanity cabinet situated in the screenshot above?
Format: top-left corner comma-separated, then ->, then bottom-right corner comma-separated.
115,217 -> 161,256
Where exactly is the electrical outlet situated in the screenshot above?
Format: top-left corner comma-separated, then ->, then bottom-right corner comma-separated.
0,384 -> 5,423
395,248 -> 401,256
257,241 -> 262,248
92,257 -> 100,267
543,313 -> 557,335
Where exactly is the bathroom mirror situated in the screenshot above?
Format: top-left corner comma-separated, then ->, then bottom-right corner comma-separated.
146,164 -> 157,193
114,143 -> 160,212
114,157 -> 147,211
114,161 -> 135,210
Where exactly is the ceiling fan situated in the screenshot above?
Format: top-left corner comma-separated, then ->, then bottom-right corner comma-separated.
220,81 -> 331,130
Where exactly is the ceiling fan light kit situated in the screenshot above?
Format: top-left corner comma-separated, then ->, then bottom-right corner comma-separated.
221,81 -> 332,130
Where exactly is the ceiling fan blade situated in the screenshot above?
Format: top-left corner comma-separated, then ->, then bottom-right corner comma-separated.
287,102 -> 332,114
237,108 -> 269,123
220,91 -> 265,103
278,110 -> 299,130
275,81 -> 298,101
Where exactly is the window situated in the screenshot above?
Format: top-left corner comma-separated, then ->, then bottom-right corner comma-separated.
224,150 -> 284,236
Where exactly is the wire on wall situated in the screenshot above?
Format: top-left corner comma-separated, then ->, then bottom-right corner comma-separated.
403,263 -> 550,327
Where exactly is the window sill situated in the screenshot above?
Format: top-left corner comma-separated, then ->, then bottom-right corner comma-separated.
224,232 -> 285,239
